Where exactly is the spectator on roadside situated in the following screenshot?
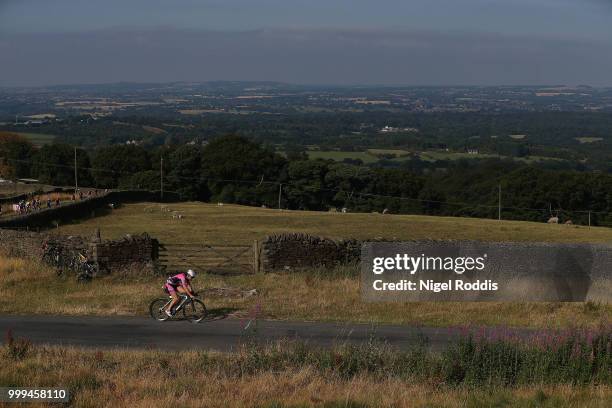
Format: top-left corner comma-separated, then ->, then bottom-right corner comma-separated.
56,198 -> 60,207
47,199 -> 52,208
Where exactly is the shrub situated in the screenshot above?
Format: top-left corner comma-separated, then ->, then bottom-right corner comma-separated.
232,325 -> 611,387
441,325 -> 611,387
4,329 -> 31,361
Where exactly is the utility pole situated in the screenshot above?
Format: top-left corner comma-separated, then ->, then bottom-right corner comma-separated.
588,211 -> 591,227
160,157 -> 164,199
74,147 -> 78,192
498,184 -> 501,221
278,183 -> 282,210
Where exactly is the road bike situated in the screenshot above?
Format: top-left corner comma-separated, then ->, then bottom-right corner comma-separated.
47,249 -> 97,281
73,253 -> 98,282
149,293 -> 207,323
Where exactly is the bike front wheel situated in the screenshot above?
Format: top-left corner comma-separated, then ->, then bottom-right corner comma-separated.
182,299 -> 207,323
149,298 -> 172,321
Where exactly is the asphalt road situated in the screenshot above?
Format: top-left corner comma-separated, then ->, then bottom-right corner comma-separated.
0,315 -> 506,352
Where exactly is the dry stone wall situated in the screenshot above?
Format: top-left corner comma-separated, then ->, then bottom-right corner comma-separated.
0,228 -> 159,275
261,233 -> 360,270
89,233 -> 159,274
0,228 -> 52,259
260,233 -> 611,302
0,190 -> 180,229
0,228 -> 87,260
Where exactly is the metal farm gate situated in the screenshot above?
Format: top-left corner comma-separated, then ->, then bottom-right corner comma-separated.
158,242 -> 260,275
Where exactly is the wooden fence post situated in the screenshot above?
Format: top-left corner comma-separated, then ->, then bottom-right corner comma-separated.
253,240 -> 261,274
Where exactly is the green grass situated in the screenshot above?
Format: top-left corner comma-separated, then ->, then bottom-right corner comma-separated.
12,132 -> 56,147
306,149 -> 566,165
366,148 -> 411,157
417,151 -> 563,164
306,150 -> 379,163
516,155 -> 566,164
576,137 -> 604,144
55,202 -> 612,245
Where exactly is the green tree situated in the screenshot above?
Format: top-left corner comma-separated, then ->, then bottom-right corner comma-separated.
0,132 -> 35,179
32,143 -> 92,187
167,145 -> 207,200
324,162 -> 374,210
285,160 -> 331,210
201,135 -> 286,205
91,145 -> 151,188
118,170 -> 160,190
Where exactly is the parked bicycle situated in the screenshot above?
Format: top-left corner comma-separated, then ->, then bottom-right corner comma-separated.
48,249 -> 96,281
74,252 -> 98,282
149,293 -> 207,323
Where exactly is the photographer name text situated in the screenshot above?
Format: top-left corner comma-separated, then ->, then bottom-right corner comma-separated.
370,254 -> 499,292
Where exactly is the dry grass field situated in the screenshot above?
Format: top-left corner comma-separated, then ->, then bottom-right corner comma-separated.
2,203 -> 611,407
55,202 -> 612,245
1,202 -> 606,327
1,256 -> 610,328
2,343 -> 610,408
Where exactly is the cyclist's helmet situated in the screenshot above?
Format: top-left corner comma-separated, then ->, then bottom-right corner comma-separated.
187,269 -> 196,279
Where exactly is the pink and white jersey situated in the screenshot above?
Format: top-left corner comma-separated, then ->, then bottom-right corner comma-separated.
166,272 -> 188,287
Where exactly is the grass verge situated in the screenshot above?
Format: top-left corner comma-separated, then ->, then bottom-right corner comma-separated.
1,256 -> 610,328
2,329 -> 610,408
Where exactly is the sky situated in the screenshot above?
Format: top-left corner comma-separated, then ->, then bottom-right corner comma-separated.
1,0 -> 611,87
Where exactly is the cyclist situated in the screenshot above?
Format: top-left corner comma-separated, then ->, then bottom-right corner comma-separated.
164,269 -> 197,317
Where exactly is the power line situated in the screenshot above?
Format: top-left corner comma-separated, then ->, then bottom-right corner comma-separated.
498,184 -> 501,221
4,157 -> 612,219
160,157 -> 164,200
74,147 -> 78,192
5,157 -> 278,186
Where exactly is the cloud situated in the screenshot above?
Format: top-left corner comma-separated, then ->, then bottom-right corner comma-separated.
2,28 -> 612,87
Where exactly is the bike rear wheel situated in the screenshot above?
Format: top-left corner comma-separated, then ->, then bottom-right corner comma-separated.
183,299 -> 207,323
149,298 -> 172,321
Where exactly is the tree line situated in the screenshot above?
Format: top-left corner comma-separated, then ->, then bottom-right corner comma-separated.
1,131 -> 612,225
4,111 -> 612,170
